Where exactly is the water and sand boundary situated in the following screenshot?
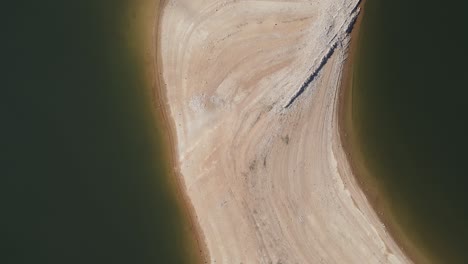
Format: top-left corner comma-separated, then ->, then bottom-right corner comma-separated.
156,0 -> 411,263
153,0 -> 468,262
337,2 -> 431,262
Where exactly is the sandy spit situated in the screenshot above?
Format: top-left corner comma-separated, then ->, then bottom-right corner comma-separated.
158,0 -> 412,263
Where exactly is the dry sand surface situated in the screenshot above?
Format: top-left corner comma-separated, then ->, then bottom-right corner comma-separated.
158,0 -> 412,263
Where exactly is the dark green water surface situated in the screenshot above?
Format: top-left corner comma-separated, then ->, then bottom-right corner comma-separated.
354,0 -> 468,263
3,1 -> 197,263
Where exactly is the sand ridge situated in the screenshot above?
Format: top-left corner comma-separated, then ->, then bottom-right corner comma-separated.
159,0 -> 411,263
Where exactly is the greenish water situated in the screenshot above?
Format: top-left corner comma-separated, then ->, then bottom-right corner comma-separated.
3,1 -> 198,263
354,0 -> 468,263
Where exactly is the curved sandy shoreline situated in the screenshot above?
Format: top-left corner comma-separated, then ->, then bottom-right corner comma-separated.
337,3 -> 432,263
151,1 -> 211,263
136,0 -> 209,262
157,0 -> 412,263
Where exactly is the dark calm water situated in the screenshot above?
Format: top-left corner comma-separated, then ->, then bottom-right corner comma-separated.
3,1 -> 197,263
354,0 -> 468,263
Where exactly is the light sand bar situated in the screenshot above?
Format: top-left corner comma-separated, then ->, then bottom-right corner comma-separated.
158,0 -> 412,263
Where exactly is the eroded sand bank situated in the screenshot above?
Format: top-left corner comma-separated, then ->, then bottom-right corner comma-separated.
158,0 -> 411,263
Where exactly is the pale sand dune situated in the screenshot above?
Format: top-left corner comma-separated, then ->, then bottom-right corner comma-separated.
158,0 -> 411,263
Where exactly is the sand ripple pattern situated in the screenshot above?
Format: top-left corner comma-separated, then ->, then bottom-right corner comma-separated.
160,0 -> 411,263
